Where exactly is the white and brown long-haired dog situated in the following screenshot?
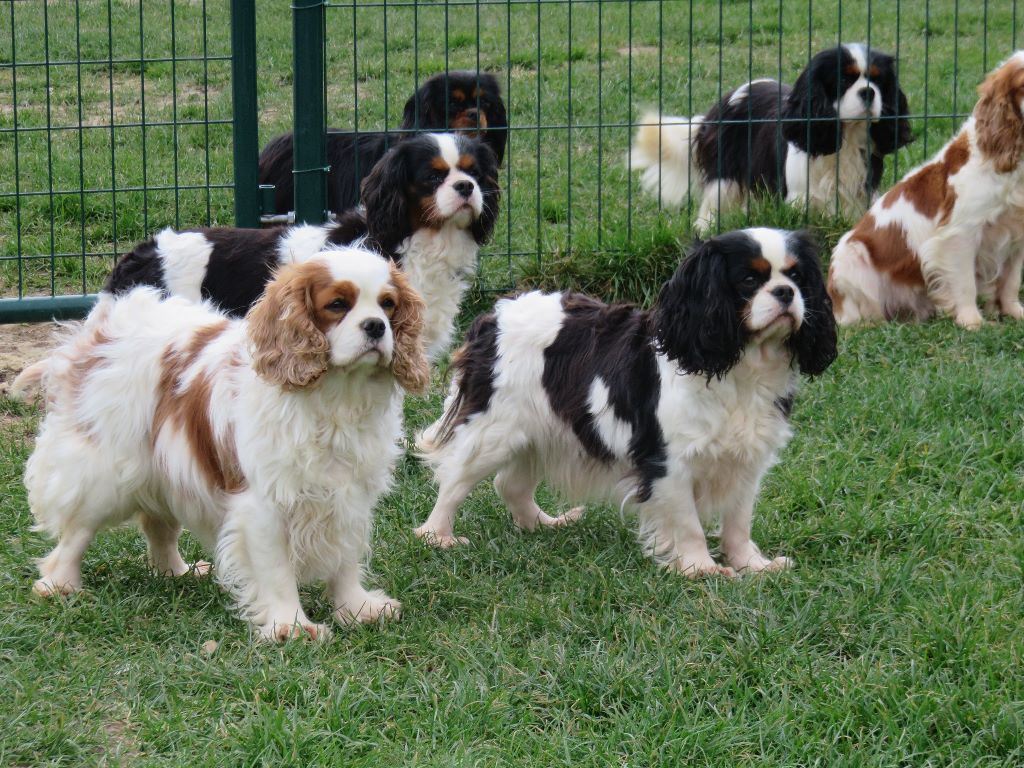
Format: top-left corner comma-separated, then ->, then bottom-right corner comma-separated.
414,228 -> 837,576
15,246 -> 428,641
829,52 -> 1024,328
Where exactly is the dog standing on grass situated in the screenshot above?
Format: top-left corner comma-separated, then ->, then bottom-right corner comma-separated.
414,228 -> 837,576
15,246 -> 427,641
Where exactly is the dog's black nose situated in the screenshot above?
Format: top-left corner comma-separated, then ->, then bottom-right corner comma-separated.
858,87 -> 875,104
453,180 -> 475,198
361,318 -> 386,340
771,285 -> 795,305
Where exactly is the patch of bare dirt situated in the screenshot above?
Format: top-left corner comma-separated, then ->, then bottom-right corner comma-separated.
0,322 -> 59,397
617,45 -> 660,56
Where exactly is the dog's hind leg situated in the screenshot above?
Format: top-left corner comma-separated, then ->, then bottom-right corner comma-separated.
34,525 -> 97,597
27,434 -> 131,597
330,560 -> 401,626
414,438 -> 511,548
494,453 -> 582,532
995,250 -> 1024,319
137,512 -> 211,578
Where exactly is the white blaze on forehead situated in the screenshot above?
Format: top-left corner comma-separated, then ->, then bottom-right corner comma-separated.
317,247 -> 391,293
432,133 -> 461,167
744,227 -> 791,270
846,43 -> 868,73
588,377 -> 633,458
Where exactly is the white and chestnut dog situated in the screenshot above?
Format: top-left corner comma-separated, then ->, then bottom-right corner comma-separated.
414,228 -> 837,576
630,44 -> 912,232
16,246 -> 428,641
829,52 -> 1024,329
105,132 -> 500,360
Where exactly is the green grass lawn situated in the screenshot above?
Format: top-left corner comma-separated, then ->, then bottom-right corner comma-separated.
2,1 -> 1024,765
2,318 -> 1023,766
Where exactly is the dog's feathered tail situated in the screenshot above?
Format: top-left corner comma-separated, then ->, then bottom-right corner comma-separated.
415,312 -> 499,463
9,298 -> 115,403
629,111 -> 704,208
9,360 -> 48,402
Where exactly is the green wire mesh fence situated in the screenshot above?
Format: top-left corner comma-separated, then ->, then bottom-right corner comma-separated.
1,1 -> 1021,321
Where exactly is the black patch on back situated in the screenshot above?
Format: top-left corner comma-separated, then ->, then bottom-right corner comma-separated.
108,219 -> 380,319
431,312 -> 500,445
197,227 -> 291,316
542,294 -> 667,502
104,238 -> 169,296
695,79 -> 794,196
259,131 -> 393,219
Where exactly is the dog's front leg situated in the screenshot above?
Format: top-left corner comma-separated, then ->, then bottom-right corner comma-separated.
636,477 -> 736,578
217,492 -> 330,642
329,561 -> 401,625
717,470 -> 792,574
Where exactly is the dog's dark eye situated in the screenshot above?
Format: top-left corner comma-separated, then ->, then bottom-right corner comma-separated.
785,267 -> 802,282
741,275 -> 760,289
428,171 -> 446,184
380,297 -> 396,311
325,298 -> 350,312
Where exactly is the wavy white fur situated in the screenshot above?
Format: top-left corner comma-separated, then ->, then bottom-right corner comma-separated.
20,246 -> 427,641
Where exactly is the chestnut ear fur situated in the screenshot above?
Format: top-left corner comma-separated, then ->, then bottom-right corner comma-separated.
247,263 -> 330,390
975,61 -> 1024,174
387,263 -> 430,393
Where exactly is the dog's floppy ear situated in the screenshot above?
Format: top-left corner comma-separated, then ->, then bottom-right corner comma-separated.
871,55 -> 914,156
360,144 -> 412,257
975,61 -> 1024,173
783,61 -> 842,157
248,263 -> 330,389
477,72 -> 508,167
785,231 -> 838,376
386,263 -> 429,393
470,141 -> 501,246
654,239 -> 747,380
401,74 -> 445,130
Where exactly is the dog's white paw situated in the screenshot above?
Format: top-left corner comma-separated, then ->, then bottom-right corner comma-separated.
414,527 -> 469,548
955,307 -> 984,330
260,620 -> 332,643
671,557 -> 737,579
32,577 -> 81,597
1001,301 -> 1024,320
732,554 -> 793,573
550,506 -> 584,527
335,590 -> 401,625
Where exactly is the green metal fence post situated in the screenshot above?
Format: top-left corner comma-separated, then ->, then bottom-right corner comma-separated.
292,0 -> 327,224
230,0 -> 260,227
